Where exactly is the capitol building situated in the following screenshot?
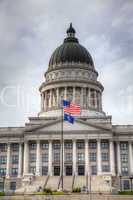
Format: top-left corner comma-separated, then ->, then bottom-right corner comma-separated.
0,24 -> 133,193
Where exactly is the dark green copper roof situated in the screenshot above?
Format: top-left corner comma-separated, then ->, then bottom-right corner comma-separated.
48,23 -> 94,70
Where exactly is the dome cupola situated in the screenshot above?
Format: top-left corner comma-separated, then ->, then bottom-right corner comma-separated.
48,23 -> 94,71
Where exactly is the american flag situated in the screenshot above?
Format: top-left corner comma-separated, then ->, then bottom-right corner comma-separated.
64,102 -> 81,115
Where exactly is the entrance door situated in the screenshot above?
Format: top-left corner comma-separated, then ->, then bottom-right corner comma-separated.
78,165 -> 85,175
54,166 -> 60,176
66,166 -> 72,176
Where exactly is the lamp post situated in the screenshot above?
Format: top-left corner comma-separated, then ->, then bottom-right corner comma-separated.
119,175 -> 122,192
129,176 -> 133,192
2,176 -> 5,193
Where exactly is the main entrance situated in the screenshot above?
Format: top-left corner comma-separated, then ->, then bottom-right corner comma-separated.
66,166 -> 72,176
54,166 -> 60,176
78,165 -> 85,175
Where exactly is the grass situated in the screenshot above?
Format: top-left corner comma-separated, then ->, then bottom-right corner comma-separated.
35,190 -> 65,195
0,192 -> 5,196
119,191 -> 133,195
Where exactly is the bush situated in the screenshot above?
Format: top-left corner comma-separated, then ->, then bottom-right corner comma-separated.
0,192 -> 5,196
72,187 -> 81,193
119,191 -> 133,195
52,191 -> 64,195
43,188 -> 52,194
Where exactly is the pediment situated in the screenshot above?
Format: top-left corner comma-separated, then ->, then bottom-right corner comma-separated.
25,118 -> 111,133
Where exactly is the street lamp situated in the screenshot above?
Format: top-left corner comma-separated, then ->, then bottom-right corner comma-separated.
119,175 -> 122,192
2,176 -> 5,193
129,176 -> 133,192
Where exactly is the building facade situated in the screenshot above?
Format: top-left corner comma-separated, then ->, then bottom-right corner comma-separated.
0,24 -> 133,193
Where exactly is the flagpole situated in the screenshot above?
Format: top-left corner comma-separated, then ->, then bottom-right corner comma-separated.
61,104 -> 64,191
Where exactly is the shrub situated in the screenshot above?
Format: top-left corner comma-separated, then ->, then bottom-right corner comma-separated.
119,191 -> 133,195
52,191 -> 64,195
43,188 -> 52,194
0,192 -> 5,196
72,187 -> 81,193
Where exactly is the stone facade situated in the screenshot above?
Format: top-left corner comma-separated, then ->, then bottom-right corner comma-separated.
0,24 -> 133,194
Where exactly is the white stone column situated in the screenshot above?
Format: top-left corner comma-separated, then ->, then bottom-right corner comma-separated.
94,90 -> 97,108
41,93 -> 44,111
85,139 -> 89,175
48,140 -> 52,176
88,88 -> 91,107
97,139 -> 102,175
6,143 -> 11,178
64,87 -> 67,100
49,90 -> 52,108
73,140 -> 77,175
117,142 -> 121,175
129,141 -> 133,175
73,87 -> 76,103
36,140 -> 41,176
81,88 -> 84,108
23,141 -> 29,175
44,91 -> 47,111
18,143 -> 23,177
110,140 -> 115,175
57,88 -> 59,108
99,92 -> 102,111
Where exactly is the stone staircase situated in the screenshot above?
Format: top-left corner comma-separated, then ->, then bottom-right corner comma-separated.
58,176 -> 73,191
46,176 -> 60,190
74,176 -> 86,189
16,176 -> 48,194
89,175 -> 112,192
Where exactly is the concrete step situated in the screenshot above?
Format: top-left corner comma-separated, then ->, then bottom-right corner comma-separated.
46,176 -> 60,190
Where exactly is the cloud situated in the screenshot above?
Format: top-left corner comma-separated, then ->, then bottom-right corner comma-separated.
0,0 -> 133,126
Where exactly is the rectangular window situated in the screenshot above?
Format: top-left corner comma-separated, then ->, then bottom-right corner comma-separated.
89,141 -> 97,149
101,152 -> 109,161
11,168 -> 18,176
42,166 -> 48,176
91,165 -> 97,175
29,143 -> 37,150
54,152 -> 60,162
101,141 -> 109,149
121,154 -> 128,163
89,152 -> 96,161
10,182 -> 16,191
77,153 -> 85,161
0,144 -> 7,152
11,143 -> 19,152
122,167 -> 128,176
42,153 -> 48,162
65,153 -> 72,162
12,155 -> 19,164
53,143 -> 60,150
41,142 -> 49,150
30,153 -> 36,162
64,142 -> 72,149
0,182 -> 4,192
102,165 -> 110,172
77,141 -> 84,149
120,142 -> 128,150
0,156 -> 7,164
0,168 -> 6,176
30,167 -> 36,174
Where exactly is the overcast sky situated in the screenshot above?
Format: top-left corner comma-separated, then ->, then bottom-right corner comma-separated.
0,0 -> 133,127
